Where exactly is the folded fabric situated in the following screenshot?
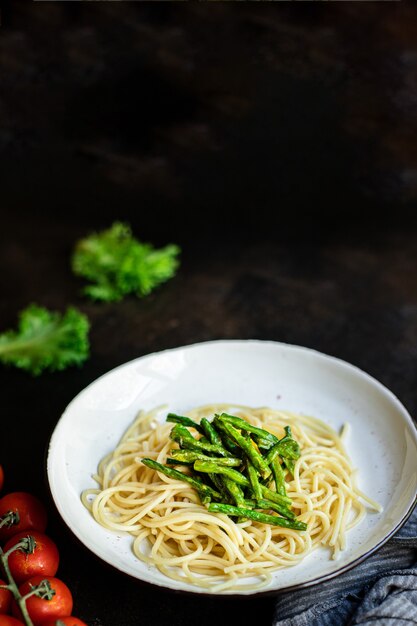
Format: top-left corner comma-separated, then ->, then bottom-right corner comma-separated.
273,505 -> 417,626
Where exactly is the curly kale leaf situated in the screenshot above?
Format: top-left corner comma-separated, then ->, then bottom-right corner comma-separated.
71,222 -> 180,302
0,305 -> 90,375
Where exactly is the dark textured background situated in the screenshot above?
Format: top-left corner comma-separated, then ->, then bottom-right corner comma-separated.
1,3 -> 417,625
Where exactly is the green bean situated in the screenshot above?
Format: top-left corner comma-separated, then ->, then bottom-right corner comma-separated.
170,425 -> 230,457
169,450 -> 241,466
201,418 -> 224,448
166,458 -> 192,466
208,473 -> 229,499
218,413 -> 279,445
270,457 -> 287,497
265,439 -> 300,465
141,458 -> 220,503
261,484 -> 292,506
283,458 -> 296,476
212,417 -> 243,456
245,498 -> 295,520
208,503 -> 307,530
193,460 -> 249,486
215,417 -> 271,479
166,413 -> 204,434
254,436 -> 274,450
246,461 -> 263,500
222,477 -> 246,507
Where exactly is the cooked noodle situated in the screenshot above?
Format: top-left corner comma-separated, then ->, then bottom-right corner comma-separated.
82,404 -> 381,592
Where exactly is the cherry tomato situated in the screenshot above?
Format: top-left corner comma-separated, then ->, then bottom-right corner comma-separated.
0,579 -> 12,615
0,617 -> 25,626
41,618 -> 88,626
0,493 -> 47,543
0,467 -> 4,492
3,531 -> 59,584
13,576 -> 72,626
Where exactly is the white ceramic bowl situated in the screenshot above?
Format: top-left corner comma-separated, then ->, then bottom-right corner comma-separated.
47,340 -> 417,595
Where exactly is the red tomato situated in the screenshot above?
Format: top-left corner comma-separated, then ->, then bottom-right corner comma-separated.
0,617 -> 25,626
0,493 -> 47,543
13,576 -> 72,626
0,467 -> 4,492
41,618 -> 88,626
3,531 -> 59,584
0,579 -> 12,615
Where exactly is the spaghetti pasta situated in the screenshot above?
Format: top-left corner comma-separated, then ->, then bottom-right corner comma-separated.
82,404 -> 381,592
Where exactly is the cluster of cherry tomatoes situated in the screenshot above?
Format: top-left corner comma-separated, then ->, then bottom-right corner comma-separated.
0,466 -> 88,626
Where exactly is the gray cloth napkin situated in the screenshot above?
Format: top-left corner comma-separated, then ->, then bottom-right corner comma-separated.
273,505 -> 417,626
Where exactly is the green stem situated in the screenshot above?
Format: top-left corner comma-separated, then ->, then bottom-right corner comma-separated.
4,536 -> 37,560
22,580 -> 55,602
0,510 -> 20,529
0,544 -> 35,626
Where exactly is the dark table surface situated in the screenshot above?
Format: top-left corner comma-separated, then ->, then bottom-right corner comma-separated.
1,3 -> 417,625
